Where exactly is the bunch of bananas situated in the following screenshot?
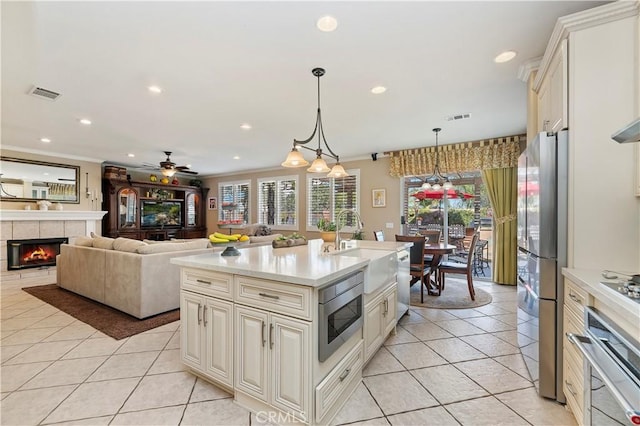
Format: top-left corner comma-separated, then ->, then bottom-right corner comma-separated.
209,232 -> 250,244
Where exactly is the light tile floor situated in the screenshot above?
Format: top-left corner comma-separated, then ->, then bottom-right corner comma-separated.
0,280 -> 578,425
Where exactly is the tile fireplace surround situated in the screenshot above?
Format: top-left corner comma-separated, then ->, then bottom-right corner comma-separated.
0,210 -> 106,288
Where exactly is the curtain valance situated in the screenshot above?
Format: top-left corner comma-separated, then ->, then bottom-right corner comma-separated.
388,134 -> 524,178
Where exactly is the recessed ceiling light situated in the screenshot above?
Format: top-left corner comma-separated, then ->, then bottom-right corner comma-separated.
494,50 -> 517,63
148,85 -> 163,94
233,156 -> 240,160
317,15 -> 338,32
371,86 -> 387,94
127,153 -> 135,157
240,123 -> 252,130
79,118 -> 92,125
40,137 -> 51,143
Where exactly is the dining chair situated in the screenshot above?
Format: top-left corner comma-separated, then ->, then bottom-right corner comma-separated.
373,230 -> 384,241
437,232 -> 480,300
419,229 -> 441,265
395,235 -> 432,303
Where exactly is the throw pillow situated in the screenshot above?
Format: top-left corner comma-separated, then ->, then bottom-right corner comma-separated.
113,237 -> 148,253
74,236 -> 94,247
254,225 -> 272,236
91,234 -> 116,250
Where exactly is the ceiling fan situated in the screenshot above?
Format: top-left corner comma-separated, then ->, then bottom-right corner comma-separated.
153,151 -> 198,176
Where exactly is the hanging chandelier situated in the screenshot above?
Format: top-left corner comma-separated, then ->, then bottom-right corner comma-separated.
421,127 -> 453,190
281,67 -> 348,178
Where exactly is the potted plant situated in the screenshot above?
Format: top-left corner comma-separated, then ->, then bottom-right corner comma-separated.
316,218 -> 336,243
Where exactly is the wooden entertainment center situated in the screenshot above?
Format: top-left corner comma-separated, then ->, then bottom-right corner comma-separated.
102,179 -> 209,240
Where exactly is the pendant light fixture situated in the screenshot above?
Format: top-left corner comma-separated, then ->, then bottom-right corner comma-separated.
421,128 -> 453,190
281,67 -> 348,178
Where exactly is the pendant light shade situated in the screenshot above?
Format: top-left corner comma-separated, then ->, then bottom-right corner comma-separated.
282,67 -> 349,178
307,157 -> 331,173
281,148 -> 309,167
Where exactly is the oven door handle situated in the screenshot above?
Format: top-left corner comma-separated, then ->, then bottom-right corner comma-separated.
567,333 -> 640,424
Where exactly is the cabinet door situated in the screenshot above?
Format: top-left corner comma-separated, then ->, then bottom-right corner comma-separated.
235,306 -> 269,402
364,296 -> 384,362
383,285 -> 397,336
270,313 -> 311,421
180,291 -> 204,370
204,298 -> 234,388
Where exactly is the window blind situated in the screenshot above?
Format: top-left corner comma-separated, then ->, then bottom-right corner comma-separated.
257,175 -> 297,230
218,181 -> 250,225
307,170 -> 360,231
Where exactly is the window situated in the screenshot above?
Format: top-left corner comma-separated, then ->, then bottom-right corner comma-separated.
218,181 -> 250,225
257,175 -> 298,230
307,170 -> 360,231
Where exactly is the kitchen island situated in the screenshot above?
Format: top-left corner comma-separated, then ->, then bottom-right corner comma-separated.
171,239 -> 407,425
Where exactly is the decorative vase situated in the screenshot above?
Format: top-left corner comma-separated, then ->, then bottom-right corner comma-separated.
320,232 -> 336,243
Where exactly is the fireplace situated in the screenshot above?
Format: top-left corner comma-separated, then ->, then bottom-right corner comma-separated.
7,238 -> 68,270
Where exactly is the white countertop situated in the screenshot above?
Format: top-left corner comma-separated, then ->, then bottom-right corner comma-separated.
562,268 -> 640,319
171,239 -> 407,287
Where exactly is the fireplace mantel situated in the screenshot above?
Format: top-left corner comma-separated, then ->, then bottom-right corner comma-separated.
0,210 -> 107,222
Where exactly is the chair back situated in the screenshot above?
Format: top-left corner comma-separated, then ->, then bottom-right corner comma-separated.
373,230 -> 384,241
466,232 -> 481,271
395,235 -> 426,266
420,230 -> 441,245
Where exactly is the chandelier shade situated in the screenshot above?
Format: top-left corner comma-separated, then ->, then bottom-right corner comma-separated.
282,67 -> 349,178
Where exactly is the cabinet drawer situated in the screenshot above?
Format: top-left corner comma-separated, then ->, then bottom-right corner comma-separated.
182,268 -> 233,300
563,307 -> 585,370
563,347 -> 584,422
234,276 -> 312,320
564,280 -> 588,317
315,341 -> 363,423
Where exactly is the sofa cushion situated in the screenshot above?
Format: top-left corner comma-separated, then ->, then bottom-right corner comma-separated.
74,236 -> 94,247
113,237 -> 148,253
92,235 -> 115,250
135,239 -> 209,254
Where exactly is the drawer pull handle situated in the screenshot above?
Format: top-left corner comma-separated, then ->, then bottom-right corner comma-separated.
269,323 -> 274,349
197,303 -> 202,325
203,305 -> 208,327
564,380 -> 577,396
261,321 -> 266,347
259,292 -> 280,300
196,279 -> 212,284
383,299 -> 389,316
339,368 -> 351,382
569,292 -> 582,304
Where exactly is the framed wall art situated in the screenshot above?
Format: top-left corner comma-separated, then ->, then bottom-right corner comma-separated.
372,189 -> 386,208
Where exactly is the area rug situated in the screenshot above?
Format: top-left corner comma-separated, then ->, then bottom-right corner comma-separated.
410,279 -> 492,309
22,284 -> 179,340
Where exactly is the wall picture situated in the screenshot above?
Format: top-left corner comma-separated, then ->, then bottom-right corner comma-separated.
208,197 -> 218,210
372,189 -> 386,208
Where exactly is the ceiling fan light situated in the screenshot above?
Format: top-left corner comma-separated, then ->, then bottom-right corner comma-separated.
281,148 -> 309,167
327,163 -> 348,178
307,157 -> 331,173
161,168 -> 176,177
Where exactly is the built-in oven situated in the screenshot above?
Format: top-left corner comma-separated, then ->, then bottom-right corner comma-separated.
568,307 -> 640,425
318,271 -> 364,362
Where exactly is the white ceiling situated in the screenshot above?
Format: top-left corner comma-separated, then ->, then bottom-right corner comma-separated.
1,1 -> 608,177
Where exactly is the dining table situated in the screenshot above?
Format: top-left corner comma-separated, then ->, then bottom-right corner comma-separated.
424,243 -> 456,296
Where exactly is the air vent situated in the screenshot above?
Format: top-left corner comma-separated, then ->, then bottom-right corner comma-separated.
446,113 -> 471,122
27,86 -> 61,101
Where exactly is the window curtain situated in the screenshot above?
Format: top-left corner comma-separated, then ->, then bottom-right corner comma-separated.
388,135 -> 522,176
481,167 -> 517,285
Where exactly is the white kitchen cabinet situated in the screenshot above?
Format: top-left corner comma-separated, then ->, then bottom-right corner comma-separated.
364,281 -> 397,363
235,305 -> 311,421
180,290 -> 234,388
536,39 -> 567,133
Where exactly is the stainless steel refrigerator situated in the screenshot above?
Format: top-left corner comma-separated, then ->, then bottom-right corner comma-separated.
516,130 -> 568,402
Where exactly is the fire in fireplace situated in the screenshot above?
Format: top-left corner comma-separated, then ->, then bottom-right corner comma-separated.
7,238 -> 68,270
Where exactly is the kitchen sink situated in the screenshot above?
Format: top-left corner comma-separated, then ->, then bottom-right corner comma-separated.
334,248 -> 397,294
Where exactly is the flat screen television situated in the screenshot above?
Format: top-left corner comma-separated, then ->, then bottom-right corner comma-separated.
141,200 -> 182,227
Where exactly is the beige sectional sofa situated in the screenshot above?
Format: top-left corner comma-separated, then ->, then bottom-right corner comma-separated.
56,236 -> 211,319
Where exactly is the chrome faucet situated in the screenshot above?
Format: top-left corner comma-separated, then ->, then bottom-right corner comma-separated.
335,209 -> 364,250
